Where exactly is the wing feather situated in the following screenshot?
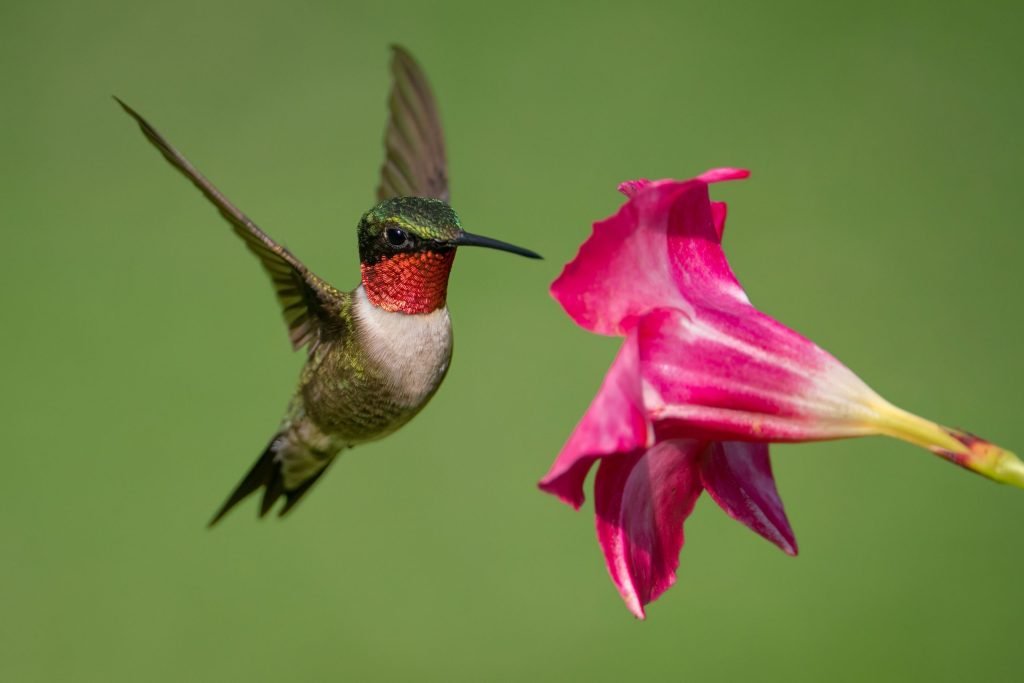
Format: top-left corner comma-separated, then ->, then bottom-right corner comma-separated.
116,97 -> 346,351
376,46 -> 449,202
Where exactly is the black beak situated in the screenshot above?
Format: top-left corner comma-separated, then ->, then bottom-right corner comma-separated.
451,231 -> 542,259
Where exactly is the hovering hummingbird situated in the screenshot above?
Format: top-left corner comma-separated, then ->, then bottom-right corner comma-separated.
117,46 -> 541,525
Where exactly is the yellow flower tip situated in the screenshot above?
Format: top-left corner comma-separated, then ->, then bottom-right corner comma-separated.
937,432 -> 1024,490
992,452 -> 1024,490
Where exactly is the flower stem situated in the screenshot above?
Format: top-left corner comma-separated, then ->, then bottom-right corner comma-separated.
873,402 -> 1024,489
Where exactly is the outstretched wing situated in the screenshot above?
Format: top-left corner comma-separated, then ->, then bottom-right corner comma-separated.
116,98 -> 347,351
376,45 -> 450,202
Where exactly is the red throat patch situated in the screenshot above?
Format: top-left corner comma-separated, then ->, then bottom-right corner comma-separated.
361,250 -> 456,314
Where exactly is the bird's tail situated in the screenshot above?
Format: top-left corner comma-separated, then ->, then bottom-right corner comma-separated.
207,434 -> 332,527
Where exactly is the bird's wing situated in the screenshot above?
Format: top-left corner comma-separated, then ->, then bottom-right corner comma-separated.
376,45 -> 450,202
116,98 -> 348,352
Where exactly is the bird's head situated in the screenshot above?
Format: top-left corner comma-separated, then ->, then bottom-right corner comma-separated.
357,197 -> 539,314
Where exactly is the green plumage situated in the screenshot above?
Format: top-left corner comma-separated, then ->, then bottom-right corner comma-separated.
358,197 -> 462,264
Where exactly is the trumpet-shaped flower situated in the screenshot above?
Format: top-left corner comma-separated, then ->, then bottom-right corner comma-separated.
541,169 -> 1023,618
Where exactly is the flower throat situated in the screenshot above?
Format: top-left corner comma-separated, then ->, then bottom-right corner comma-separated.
361,249 -> 456,314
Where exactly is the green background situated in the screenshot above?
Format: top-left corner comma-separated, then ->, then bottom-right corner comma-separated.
4,1 -> 1022,681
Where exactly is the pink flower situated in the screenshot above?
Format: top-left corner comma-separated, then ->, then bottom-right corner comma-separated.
540,170 -> 1023,619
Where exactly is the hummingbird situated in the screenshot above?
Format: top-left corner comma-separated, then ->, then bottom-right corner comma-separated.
116,46 -> 541,525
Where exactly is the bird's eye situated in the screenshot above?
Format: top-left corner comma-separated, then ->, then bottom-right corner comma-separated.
384,227 -> 409,247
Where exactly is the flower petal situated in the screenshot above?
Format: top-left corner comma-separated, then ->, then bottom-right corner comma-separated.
662,182 -> 749,308
538,331 -> 649,508
700,442 -> 797,555
551,171 -> 749,336
710,201 -> 727,240
639,306 -> 885,442
697,167 -> 750,184
594,440 -> 706,619
617,179 -> 651,197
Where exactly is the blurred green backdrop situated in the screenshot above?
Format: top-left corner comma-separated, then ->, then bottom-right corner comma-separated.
3,1 -> 1022,681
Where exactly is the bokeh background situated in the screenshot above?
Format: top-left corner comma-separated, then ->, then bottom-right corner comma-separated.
3,1 -> 1023,681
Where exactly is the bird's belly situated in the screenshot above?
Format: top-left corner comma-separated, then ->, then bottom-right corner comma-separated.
302,375 -> 424,444
301,289 -> 452,444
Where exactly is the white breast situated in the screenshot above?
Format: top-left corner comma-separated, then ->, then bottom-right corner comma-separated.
353,286 -> 453,407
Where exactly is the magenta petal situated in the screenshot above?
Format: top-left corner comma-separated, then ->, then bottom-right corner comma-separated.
538,331 -> 649,508
594,440 -> 706,619
662,183 -> 750,308
639,306 -> 883,443
697,167 -> 750,183
618,179 -> 651,197
551,171 -> 750,336
551,180 -> 698,336
710,201 -> 727,240
700,442 -> 797,555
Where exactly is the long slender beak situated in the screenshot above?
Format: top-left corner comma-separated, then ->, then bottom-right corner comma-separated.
451,231 -> 542,259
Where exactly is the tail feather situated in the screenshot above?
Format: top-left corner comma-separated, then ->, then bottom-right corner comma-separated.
260,466 -> 285,517
208,435 -> 334,526
278,468 -> 330,517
